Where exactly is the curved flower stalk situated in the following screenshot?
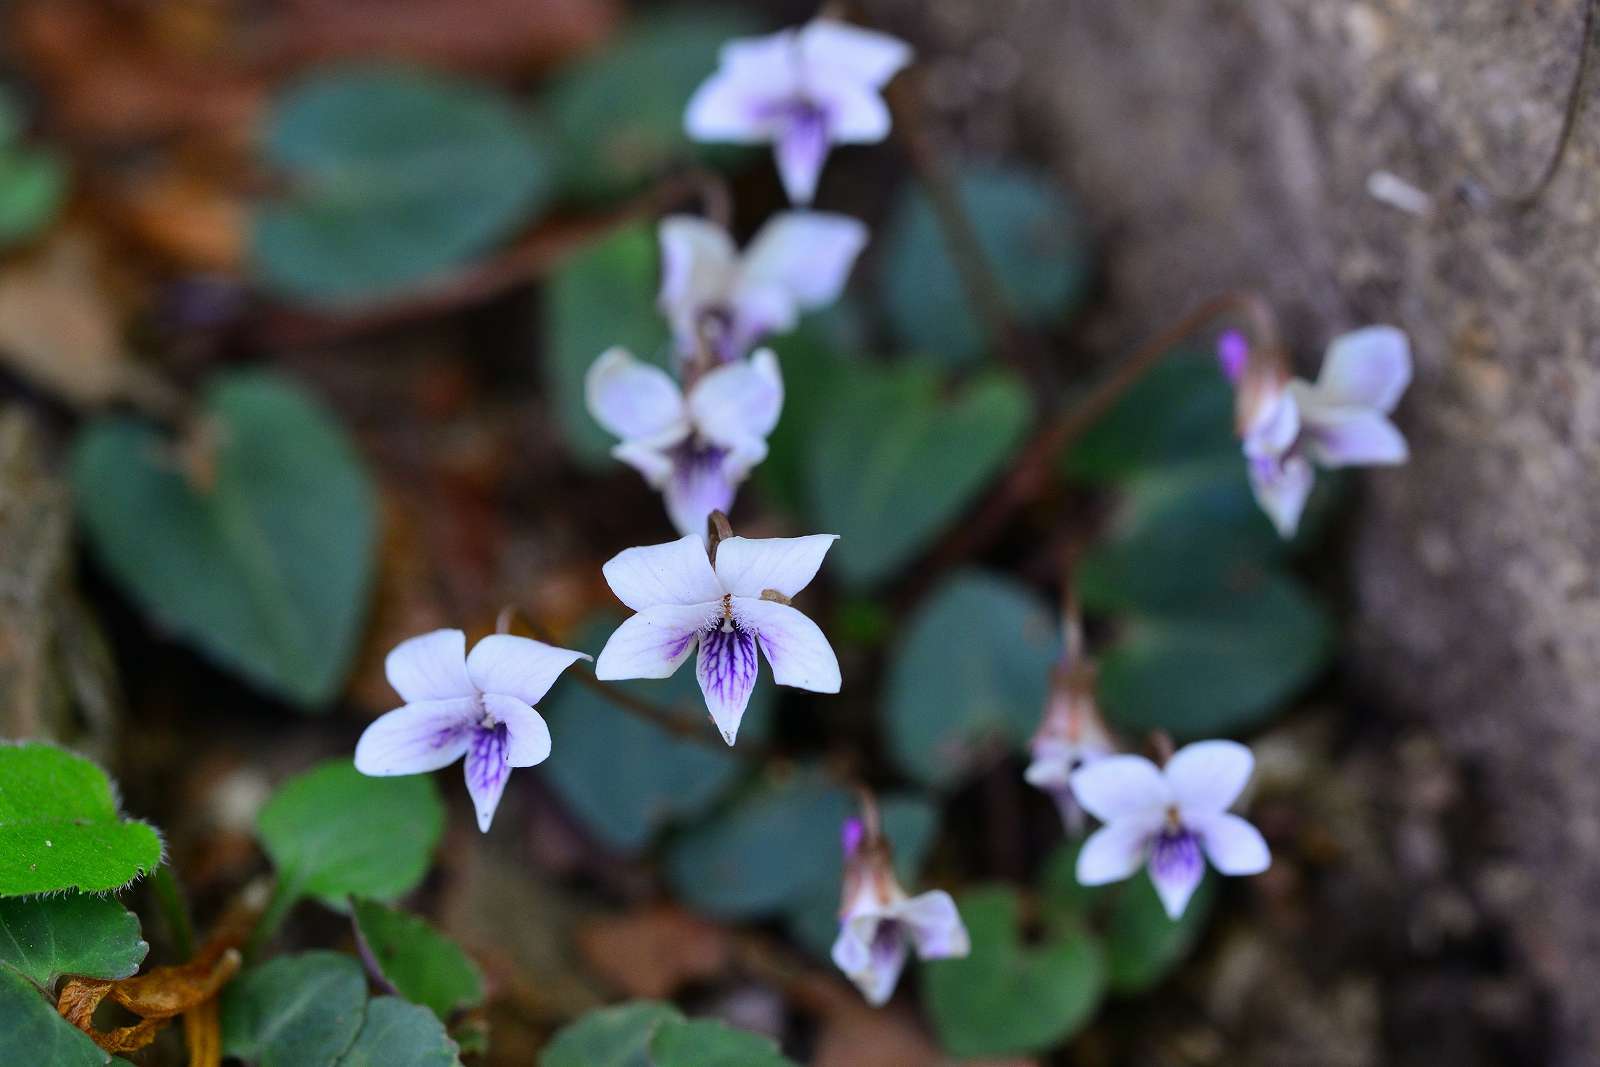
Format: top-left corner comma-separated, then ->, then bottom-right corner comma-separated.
685,17 -> 913,204
831,805 -> 969,1005
354,629 -> 588,832
585,346 -> 783,538
1024,597 -> 1118,834
659,211 -> 867,365
594,529 -> 840,745
1070,740 -> 1271,919
1227,326 -> 1413,538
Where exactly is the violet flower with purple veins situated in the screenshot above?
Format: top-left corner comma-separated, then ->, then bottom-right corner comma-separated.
593,531 -> 840,745
1069,740 -> 1271,919
685,18 -> 912,205
585,345 -> 783,539
353,629 -> 588,832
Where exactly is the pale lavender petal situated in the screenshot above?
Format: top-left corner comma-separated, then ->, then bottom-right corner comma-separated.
593,603 -> 713,681
585,347 -> 690,448
481,692 -> 553,768
601,534 -> 724,611
353,698 -> 477,776
1192,812 -> 1271,875
466,635 -> 588,708
1147,829 -> 1207,919
738,211 -> 868,311
732,596 -> 840,694
1076,819 -> 1155,886
813,79 -> 892,144
385,629 -> 475,703
696,622 -> 760,744
1299,405 -> 1409,468
662,445 -> 738,540
772,105 -> 831,205
1165,739 -> 1255,815
688,348 -> 784,448
684,64 -> 788,143
658,215 -> 738,351
1069,754 -> 1170,822
1249,451 -> 1314,539
1243,386 -> 1299,459
714,533 -> 837,598
797,19 -> 912,87
835,916 -> 910,1006
464,723 -> 512,833
898,890 -> 969,961
830,920 -> 871,976
1318,326 -> 1412,412
612,441 -> 675,488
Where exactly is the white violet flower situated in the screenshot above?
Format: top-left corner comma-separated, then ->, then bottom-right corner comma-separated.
585,346 -> 783,539
1230,325 -> 1413,538
685,18 -> 913,204
659,211 -> 867,364
593,532 -> 840,745
1071,740 -> 1271,920
354,629 -> 588,832
831,816 -> 969,1006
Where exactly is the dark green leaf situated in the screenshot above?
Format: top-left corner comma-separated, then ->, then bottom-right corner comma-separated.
1063,351 -> 1236,483
1105,874 -> 1214,995
648,1018 -> 797,1067
0,743 -> 162,896
253,66 -> 549,305
221,951 -> 367,1067
0,893 -> 147,991
753,314 -> 863,520
336,996 -> 462,1067
0,146 -> 66,249
0,965 -> 111,1066
541,1000 -> 684,1067
351,900 -> 484,1021
73,372 -> 377,708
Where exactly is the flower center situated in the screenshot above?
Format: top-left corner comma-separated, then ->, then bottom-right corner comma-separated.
719,593 -> 735,633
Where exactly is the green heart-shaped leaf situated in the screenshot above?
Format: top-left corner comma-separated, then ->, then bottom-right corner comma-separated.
221,951 -> 368,1067
335,996 -> 462,1067
648,1019 -> 797,1067
541,1000 -> 685,1067
73,372 -> 377,708
0,893 -> 147,992
351,900 -> 483,1022
0,743 -> 162,896
0,965 -> 113,1066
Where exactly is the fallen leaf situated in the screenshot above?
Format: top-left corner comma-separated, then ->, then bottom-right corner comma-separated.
576,906 -> 732,999
0,232 -> 128,407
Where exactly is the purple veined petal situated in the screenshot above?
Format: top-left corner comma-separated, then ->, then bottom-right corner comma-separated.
584,347 -> 691,449
353,697 -> 478,776
772,103 -> 832,205
897,890 -> 970,961
384,629 -> 475,704
695,620 -> 760,744
1317,325 -> 1412,413
689,349 -> 785,448
715,533 -> 837,599
601,534 -> 725,612
1147,827 -> 1207,919
467,635 -> 588,708
661,444 -> 739,540
1165,739 -> 1255,816
1297,403 -> 1409,468
658,216 -> 739,346
731,596 -> 840,694
1191,811 -> 1272,876
594,603 -> 714,681
481,693 -> 553,768
1248,450 -> 1314,539
797,19 -> 913,87
1075,818 -> 1155,886
1068,754 -> 1170,823
739,211 -> 869,310
612,441 -> 676,489
463,723 -> 513,833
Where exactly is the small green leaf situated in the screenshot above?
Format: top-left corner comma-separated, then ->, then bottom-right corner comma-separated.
73,372 -> 377,708
541,1000 -> 685,1067
923,886 -> 1105,1058
1064,351 -> 1237,482
753,315 -> 862,520
221,951 -> 367,1067
0,965 -> 112,1066
808,363 -> 1031,587
252,65 -> 549,305
885,571 -> 1058,788
336,996 -> 462,1067
882,165 -> 1091,366
351,900 -> 483,1021
1105,874 -> 1214,995
0,743 -> 162,896
258,761 -> 443,903
0,893 -> 147,991
649,1018 -> 798,1067
0,146 -> 66,249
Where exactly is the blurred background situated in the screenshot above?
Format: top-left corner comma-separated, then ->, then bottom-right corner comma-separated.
2,0 -> 1596,1064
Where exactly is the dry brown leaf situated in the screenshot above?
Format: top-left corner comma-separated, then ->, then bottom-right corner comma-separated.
576,906 -> 732,999
0,233 -> 128,407
114,162 -> 247,272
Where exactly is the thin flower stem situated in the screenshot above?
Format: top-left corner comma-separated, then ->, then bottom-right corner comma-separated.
150,863 -> 196,960
350,917 -> 402,998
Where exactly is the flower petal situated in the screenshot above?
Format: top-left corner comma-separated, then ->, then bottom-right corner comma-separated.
463,725 -> 512,832
1318,326 -> 1412,413
732,596 -> 840,694
696,623 -> 760,744
584,347 -> 690,448
385,629 -> 475,703
602,534 -> 724,611
1243,385 -> 1300,459
1193,812 -> 1271,875
594,603 -> 712,680
482,693 -> 553,768
662,447 -> 738,541
739,211 -> 869,312
714,533 -> 837,598
1298,403 -> 1409,468
1069,754 -> 1170,822
898,890 -> 969,961
1249,452 -> 1314,539
798,19 -> 913,87
353,698 -> 477,776
1076,819 -> 1154,886
684,64 -> 787,143
1148,831 -> 1206,919
1165,739 -> 1255,815
689,348 -> 784,448
773,112 -> 831,204
830,921 -> 870,975
658,215 -> 738,348
612,441 -> 675,488
834,915 -> 909,1006
814,79 -> 891,143
466,635 -> 588,708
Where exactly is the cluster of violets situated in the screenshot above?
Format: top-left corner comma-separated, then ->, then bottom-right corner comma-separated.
354,11 -> 1416,1008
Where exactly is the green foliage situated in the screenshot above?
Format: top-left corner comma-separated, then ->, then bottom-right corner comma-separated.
540,619 -> 772,852
885,571 -> 1058,787
542,1000 -> 684,1067
336,997 -> 463,1067
73,373 -> 376,708
351,899 -> 484,1022
648,1019 -> 796,1067
0,743 -> 162,896
544,223 -> 670,466
1064,351 -> 1238,481
545,10 -> 763,201
923,886 -> 1105,1058
882,165 -> 1090,366
252,66 -> 549,305
0,87 -> 66,249
754,314 -> 863,519
808,363 -> 1031,587
0,965 -> 113,1066
0,893 -> 147,992
221,951 -> 368,1067
257,761 -> 443,903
